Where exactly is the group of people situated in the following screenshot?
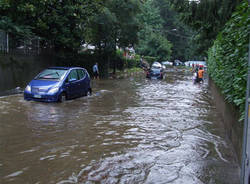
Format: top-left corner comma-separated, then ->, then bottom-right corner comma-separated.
192,64 -> 204,84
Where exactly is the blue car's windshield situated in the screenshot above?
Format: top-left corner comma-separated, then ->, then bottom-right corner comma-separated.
151,68 -> 161,73
35,69 -> 68,81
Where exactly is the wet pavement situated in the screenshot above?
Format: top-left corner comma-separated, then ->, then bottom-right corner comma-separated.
0,68 -> 240,184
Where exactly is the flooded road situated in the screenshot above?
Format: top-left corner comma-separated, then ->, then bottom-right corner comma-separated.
0,68 -> 240,184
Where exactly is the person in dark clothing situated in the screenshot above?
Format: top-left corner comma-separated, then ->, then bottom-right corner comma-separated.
92,63 -> 99,79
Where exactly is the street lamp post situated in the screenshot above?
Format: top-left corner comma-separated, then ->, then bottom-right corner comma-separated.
241,39 -> 250,184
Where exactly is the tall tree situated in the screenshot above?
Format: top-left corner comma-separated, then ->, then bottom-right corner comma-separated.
153,0 -> 196,61
170,0 -> 243,55
135,0 -> 172,61
0,0 -> 103,52
86,0 -> 141,73
86,0 -> 140,50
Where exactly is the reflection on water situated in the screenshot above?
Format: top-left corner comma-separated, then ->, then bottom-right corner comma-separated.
0,68 -> 239,184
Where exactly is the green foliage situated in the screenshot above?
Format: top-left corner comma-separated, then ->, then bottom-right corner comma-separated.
86,0 -> 141,52
0,0 -> 103,52
0,16 -> 34,38
135,0 -> 172,61
171,0 -> 243,55
207,0 -> 249,121
125,58 -> 140,69
115,50 -> 140,69
55,52 -> 99,76
143,56 -> 157,66
83,0 -> 141,74
137,32 -> 172,61
153,0 -> 195,61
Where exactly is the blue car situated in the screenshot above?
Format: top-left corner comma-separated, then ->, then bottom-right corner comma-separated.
24,67 -> 92,102
146,68 -> 164,80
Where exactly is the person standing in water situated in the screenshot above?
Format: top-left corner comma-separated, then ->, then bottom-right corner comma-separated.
197,66 -> 204,83
92,62 -> 99,80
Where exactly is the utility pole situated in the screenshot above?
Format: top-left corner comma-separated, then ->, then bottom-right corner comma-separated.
6,32 -> 9,53
241,2 -> 250,183
241,38 -> 250,184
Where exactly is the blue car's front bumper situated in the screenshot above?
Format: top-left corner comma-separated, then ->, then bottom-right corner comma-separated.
24,92 -> 59,102
147,74 -> 163,79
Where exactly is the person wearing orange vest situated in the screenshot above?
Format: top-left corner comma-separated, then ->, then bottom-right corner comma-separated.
198,66 -> 204,83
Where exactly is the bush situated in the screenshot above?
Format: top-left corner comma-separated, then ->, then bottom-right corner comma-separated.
125,57 -> 140,68
143,56 -> 157,66
207,0 -> 249,121
54,49 -> 156,78
55,50 -> 141,77
55,52 -> 99,76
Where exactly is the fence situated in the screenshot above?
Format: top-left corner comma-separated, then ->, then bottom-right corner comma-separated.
0,30 -> 49,56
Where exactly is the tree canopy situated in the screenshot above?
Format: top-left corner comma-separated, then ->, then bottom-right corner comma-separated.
207,0 -> 249,120
86,0 -> 141,53
135,0 -> 172,61
153,0 -> 196,61
1,0 -> 239,61
0,0 -> 103,52
170,0 -> 243,55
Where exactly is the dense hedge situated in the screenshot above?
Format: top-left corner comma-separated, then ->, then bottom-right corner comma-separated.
143,56 -> 157,66
207,0 -> 249,121
55,52 -> 99,76
55,50 -> 141,77
115,50 -> 141,69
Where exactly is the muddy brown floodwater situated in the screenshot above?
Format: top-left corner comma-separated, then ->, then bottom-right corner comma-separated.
0,68 -> 240,184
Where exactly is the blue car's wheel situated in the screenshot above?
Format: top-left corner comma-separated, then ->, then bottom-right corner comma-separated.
87,88 -> 92,96
58,92 -> 67,102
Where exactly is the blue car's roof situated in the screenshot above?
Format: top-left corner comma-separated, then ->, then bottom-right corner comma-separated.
47,67 -> 83,70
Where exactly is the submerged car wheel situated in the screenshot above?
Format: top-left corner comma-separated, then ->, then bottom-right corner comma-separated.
87,88 -> 92,96
58,92 -> 67,102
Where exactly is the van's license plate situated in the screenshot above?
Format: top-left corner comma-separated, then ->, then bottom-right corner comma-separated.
34,95 -> 41,98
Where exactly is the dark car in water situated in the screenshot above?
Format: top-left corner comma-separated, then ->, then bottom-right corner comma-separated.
146,67 -> 164,79
24,67 -> 92,102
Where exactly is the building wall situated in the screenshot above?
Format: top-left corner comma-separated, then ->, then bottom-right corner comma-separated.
209,77 -> 243,164
0,54 -> 55,94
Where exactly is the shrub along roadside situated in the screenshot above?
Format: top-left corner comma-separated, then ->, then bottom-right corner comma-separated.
54,51 -> 145,78
207,0 -> 249,121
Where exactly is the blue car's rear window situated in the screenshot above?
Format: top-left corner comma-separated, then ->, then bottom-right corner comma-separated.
35,69 -> 68,81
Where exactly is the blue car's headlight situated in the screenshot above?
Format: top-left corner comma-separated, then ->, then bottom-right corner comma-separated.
25,85 -> 31,92
48,87 -> 59,94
